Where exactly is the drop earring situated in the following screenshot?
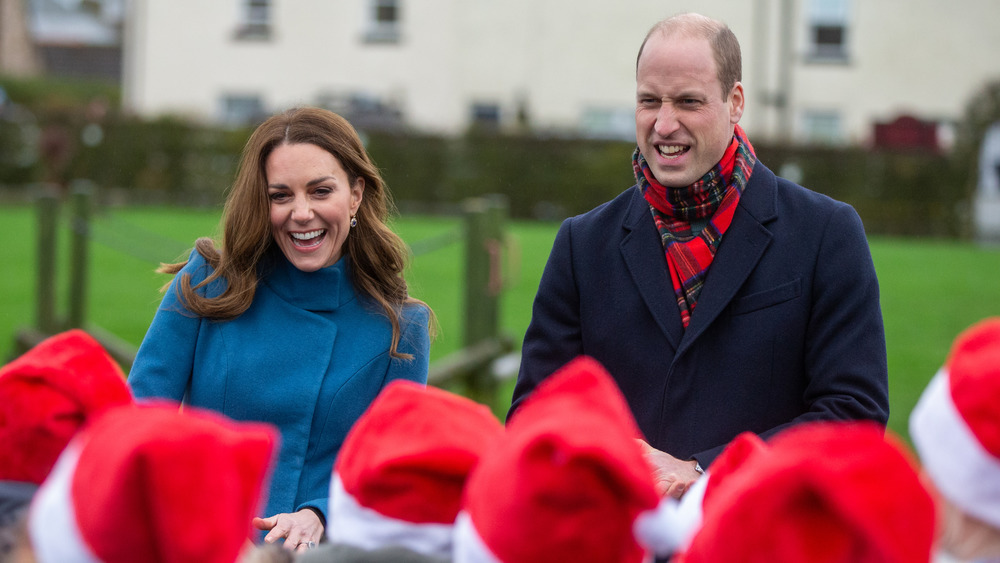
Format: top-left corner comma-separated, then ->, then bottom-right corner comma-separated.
350,215 -> 357,228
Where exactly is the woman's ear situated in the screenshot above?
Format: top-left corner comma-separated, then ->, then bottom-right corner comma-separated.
351,177 -> 365,214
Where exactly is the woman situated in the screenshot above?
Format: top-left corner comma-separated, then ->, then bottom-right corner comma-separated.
128,107 -> 433,552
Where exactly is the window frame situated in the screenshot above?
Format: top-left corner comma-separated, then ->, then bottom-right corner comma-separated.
363,0 -> 402,44
805,0 -> 851,63
234,0 -> 272,41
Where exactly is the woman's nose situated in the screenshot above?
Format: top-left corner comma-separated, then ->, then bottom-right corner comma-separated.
291,200 -> 313,222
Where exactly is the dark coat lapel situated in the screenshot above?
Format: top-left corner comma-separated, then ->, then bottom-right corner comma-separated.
678,161 -> 778,357
620,187 -> 685,350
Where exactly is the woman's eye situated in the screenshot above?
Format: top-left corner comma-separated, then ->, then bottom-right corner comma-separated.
313,187 -> 333,197
269,192 -> 289,202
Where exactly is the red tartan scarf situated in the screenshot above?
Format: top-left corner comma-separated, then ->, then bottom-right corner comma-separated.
632,124 -> 756,328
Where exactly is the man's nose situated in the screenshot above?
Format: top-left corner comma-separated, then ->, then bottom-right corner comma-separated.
654,103 -> 680,137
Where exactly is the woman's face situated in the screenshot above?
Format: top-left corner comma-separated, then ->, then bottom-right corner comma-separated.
266,142 -> 363,272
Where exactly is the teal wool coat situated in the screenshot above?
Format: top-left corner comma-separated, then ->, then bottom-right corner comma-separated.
128,249 -> 430,523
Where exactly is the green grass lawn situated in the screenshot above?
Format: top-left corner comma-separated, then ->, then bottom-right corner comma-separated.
2,203 -> 999,444
868,237 -> 1000,437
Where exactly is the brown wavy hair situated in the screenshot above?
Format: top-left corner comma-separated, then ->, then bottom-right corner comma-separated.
159,107 -> 433,358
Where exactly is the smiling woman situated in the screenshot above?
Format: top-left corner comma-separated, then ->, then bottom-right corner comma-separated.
266,142 -> 363,272
125,107 -> 434,554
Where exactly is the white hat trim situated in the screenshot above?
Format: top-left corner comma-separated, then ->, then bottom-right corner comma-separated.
910,368 -> 1000,528
327,473 -> 454,558
28,442 -> 101,563
452,511 -> 502,563
634,472 -> 707,557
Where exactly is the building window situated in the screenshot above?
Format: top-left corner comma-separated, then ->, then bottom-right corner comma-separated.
364,0 -> 401,44
235,0 -> 271,41
801,109 -> 843,145
315,91 -> 405,132
470,102 -> 501,131
220,94 -> 265,127
579,107 -> 635,141
807,0 -> 850,61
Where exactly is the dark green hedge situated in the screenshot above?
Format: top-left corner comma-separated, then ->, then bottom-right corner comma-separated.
754,145 -> 969,238
1,75 -> 976,237
0,119 -> 972,237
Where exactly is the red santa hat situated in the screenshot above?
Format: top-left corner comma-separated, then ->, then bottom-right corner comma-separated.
453,355 -> 661,563
0,329 -> 133,484
27,403 -> 278,563
910,317 -> 1000,528
675,421 -> 935,563
699,431 -> 769,507
634,431 -> 770,558
329,380 -> 504,558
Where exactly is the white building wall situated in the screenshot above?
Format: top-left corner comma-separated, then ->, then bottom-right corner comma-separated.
122,0 -> 1000,144
789,0 -> 1000,145
124,0 -> 465,130
447,0 -> 761,137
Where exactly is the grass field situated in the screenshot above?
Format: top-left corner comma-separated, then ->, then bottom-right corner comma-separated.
2,203 -> 999,444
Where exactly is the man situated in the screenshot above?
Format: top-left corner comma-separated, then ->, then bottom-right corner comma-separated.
509,13 -> 889,498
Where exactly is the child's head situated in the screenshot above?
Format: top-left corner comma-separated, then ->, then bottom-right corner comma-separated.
910,317 -> 1000,560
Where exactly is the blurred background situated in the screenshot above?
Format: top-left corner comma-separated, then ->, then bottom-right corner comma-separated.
1,0 -> 999,437
2,0 -> 999,225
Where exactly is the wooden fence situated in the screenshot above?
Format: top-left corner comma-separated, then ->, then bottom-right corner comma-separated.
13,184 -> 516,410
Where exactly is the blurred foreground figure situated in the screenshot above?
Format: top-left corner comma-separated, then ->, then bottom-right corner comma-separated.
0,330 -> 132,558
300,380 -> 503,562
455,356 -> 669,563
21,403 -> 278,563
673,421 -> 935,563
911,318 -> 1000,562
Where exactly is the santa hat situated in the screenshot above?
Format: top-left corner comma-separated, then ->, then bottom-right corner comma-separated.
634,431 -> 770,558
0,329 -> 132,484
329,380 -> 504,558
675,421 -> 935,563
910,317 -> 1000,528
453,355 -> 661,563
28,403 -> 278,563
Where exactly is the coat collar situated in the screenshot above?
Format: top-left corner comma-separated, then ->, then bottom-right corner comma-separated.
620,160 -> 777,353
261,250 -> 356,312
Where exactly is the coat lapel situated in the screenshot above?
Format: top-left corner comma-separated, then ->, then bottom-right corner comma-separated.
678,161 -> 778,357
620,187 -> 685,350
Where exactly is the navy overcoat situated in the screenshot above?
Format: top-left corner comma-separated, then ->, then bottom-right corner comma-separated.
511,160 -> 889,466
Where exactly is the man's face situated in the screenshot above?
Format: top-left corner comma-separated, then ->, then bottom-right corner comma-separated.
635,32 -> 744,188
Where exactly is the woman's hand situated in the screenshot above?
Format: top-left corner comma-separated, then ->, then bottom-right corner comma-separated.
252,508 -> 323,553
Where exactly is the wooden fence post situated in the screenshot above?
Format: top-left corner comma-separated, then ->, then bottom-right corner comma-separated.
14,180 -> 139,368
35,185 -> 60,334
461,195 -> 509,408
67,180 -> 94,329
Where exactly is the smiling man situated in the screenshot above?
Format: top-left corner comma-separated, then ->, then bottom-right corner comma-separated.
510,13 -> 889,500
